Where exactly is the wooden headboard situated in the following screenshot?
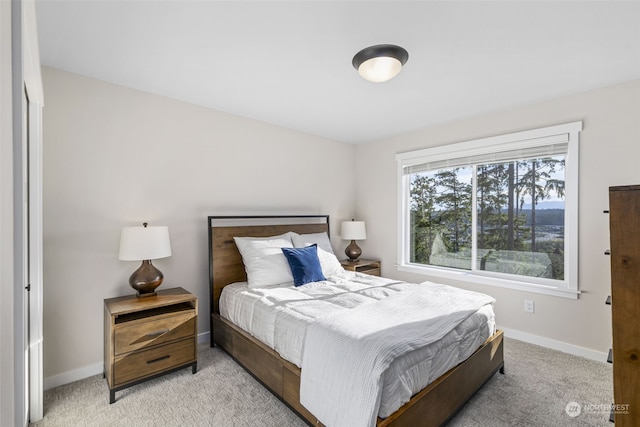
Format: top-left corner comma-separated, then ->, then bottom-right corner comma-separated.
208,215 -> 330,317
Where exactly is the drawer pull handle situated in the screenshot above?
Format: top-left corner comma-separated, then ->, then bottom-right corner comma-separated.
146,355 -> 170,365
146,329 -> 169,337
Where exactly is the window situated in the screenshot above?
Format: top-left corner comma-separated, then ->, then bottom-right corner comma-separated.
397,122 -> 582,298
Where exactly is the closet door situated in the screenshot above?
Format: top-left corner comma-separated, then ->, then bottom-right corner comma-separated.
17,81 -> 30,427
27,84 -> 44,423
21,0 -> 45,422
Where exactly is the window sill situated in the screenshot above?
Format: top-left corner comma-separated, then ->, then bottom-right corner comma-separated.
397,263 -> 579,299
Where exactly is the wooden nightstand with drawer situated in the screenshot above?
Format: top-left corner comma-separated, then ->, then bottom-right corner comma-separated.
340,259 -> 381,276
104,287 -> 197,403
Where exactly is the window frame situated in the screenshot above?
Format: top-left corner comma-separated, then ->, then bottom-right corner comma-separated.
396,122 -> 582,299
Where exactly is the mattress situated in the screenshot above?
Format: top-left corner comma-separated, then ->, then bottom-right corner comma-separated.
219,270 -> 495,418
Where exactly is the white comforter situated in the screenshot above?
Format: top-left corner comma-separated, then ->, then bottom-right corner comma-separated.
219,271 -> 495,421
299,283 -> 495,427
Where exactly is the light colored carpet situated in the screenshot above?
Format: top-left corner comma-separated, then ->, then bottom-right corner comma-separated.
32,338 -> 613,426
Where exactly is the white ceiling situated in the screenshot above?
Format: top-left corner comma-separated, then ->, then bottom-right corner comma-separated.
35,1 -> 640,144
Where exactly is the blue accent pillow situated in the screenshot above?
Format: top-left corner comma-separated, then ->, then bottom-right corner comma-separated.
281,244 -> 326,287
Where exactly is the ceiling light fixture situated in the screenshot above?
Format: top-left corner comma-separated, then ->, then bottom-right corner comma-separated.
352,44 -> 409,83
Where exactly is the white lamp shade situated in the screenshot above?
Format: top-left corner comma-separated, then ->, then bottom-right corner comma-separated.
119,226 -> 172,261
341,221 -> 367,240
358,56 -> 403,83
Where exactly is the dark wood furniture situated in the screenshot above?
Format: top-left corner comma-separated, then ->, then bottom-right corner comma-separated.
104,287 -> 198,403
341,258 -> 381,276
608,185 -> 640,426
208,215 -> 504,427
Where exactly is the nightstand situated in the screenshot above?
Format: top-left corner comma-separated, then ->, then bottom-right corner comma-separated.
104,287 -> 198,403
340,259 -> 381,277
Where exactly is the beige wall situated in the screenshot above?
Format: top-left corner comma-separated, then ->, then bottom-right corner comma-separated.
43,64 -> 640,383
355,80 -> 640,356
42,67 -> 356,380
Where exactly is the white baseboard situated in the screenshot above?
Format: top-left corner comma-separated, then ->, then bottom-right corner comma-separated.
44,362 -> 103,391
197,331 -> 210,345
44,331 -> 213,390
500,327 -> 608,363
44,328 -> 606,390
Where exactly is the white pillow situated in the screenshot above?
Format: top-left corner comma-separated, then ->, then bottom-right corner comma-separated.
234,233 -> 294,288
291,232 -> 344,277
291,231 -> 334,254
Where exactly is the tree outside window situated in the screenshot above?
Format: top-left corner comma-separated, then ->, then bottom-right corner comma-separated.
409,156 -> 566,282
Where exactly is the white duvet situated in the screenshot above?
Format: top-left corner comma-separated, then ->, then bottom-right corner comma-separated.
300,282 -> 495,427
219,271 -> 495,422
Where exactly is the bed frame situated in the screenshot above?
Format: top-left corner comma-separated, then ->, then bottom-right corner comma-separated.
208,215 -> 504,427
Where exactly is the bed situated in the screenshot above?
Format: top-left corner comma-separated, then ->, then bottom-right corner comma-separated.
208,215 -> 504,427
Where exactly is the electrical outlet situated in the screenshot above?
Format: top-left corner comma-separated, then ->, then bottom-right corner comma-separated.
524,299 -> 535,313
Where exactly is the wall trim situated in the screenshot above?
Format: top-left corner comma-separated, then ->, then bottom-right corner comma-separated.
45,329 -> 607,389
197,331 -> 210,346
44,361 -> 102,391
500,327 -> 608,363
44,332 -> 212,390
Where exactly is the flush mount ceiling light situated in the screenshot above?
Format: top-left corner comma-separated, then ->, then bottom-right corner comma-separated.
352,44 -> 409,83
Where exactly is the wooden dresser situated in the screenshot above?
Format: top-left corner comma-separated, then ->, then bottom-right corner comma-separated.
608,185 -> 640,425
104,287 -> 198,403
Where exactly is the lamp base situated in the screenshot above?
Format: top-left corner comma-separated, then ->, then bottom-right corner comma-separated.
345,240 -> 362,262
129,260 -> 163,297
136,291 -> 157,299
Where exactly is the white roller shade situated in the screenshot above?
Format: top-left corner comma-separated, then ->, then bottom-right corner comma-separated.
403,134 -> 569,175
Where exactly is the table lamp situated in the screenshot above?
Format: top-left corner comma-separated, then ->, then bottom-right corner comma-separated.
341,219 -> 367,262
119,222 -> 172,297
